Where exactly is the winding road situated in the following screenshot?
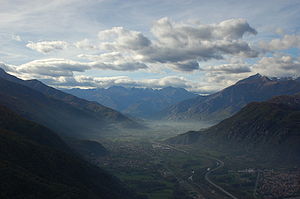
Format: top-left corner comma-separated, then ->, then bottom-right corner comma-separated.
204,157 -> 238,199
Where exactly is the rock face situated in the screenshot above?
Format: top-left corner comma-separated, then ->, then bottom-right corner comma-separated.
0,68 -> 141,137
167,93 -> 300,164
162,74 -> 300,122
63,86 -> 198,118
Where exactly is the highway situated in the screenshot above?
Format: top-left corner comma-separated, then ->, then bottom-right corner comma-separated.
253,171 -> 261,198
204,157 -> 238,199
154,142 -> 238,199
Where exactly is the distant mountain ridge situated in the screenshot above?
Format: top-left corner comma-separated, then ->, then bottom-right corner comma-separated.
162,73 -> 300,122
167,93 -> 300,164
0,68 -> 140,138
63,86 -> 198,118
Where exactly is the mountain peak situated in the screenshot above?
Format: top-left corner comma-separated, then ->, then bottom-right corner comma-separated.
236,73 -> 270,84
163,73 -> 300,122
253,73 -> 262,78
245,73 -> 264,80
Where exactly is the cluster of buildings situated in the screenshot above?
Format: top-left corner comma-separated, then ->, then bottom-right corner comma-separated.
257,170 -> 300,199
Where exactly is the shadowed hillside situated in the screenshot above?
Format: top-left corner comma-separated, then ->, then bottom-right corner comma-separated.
0,68 -> 142,138
0,105 -> 141,199
167,93 -> 300,165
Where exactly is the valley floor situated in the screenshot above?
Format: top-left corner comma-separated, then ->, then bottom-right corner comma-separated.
84,133 -> 300,199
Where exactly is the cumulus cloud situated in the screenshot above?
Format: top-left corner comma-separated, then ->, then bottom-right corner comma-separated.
26,41 -> 69,53
253,55 -> 300,77
151,17 -> 257,43
6,18 -> 298,93
97,18 -> 258,71
98,27 -> 151,51
259,34 -> 300,51
19,18 -> 258,75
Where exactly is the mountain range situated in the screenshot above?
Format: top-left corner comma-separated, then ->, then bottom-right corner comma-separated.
167,93 -> 300,164
1,66 -> 300,197
162,74 -> 300,123
0,68 -> 140,138
63,86 -> 198,118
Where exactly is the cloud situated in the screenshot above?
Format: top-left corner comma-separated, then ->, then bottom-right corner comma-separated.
38,72 -> 247,93
0,1 -> 299,94
49,75 -> 199,90
170,60 -> 200,71
151,17 -> 257,43
198,54 -> 300,89
0,62 -> 16,72
52,74 -> 223,93
97,18 -> 258,72
0,61 -> 214,92
1,56 -> 148,80
196,59 -> 254,91
75,76 -> 189,88
204,72 -> 254,89
202,63 -> 251,74
139,76 -> 191,88
259,34 -> 300,51
98,27 -> 151,51
26,41 -> 69,53
17,58 -> 90,77
253,55 -> 300,77
5,55 -> 299,93
78,52 -> 148,71
78,52 -> 123,61
74,39 -> 97,50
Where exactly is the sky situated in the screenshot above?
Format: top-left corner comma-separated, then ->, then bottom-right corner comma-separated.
0,0 -> 300,93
